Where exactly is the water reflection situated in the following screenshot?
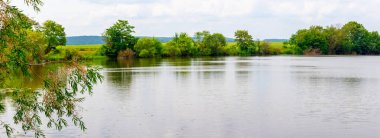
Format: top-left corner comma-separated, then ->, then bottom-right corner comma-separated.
3,56 -> 380,137
0,63 -> 102,137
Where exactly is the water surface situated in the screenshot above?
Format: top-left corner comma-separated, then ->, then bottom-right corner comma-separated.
2,56 -> 380,137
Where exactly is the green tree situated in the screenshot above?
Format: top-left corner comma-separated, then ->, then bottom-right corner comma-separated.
324,25 -> 344,54
134,37 -> 162,58
195,31 -> 227,56
289,26 -> 328,55
367,31 -> 380,54
1,1 -> 102,137
41,20 -> 66,54
163,42 -> 181,57
101,20 -> 137,57
203,33 -> 227,56
234,30 -> 256,56
341,21 -> 370,54
163,33 -> 195,57
26,29 -> 47,63
194,31 -> 211,56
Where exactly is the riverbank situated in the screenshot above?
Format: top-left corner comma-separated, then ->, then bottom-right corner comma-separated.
47,42 -> 287,60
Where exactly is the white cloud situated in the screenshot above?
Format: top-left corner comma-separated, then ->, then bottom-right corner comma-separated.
10,0 -> 380,39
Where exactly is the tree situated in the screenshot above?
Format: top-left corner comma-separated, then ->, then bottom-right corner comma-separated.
26,29 -> 47,63
163,42 -> 181,57
42,20 -> 66,54
1,1 -> 102,137
101,20 -> 137,57
194,31 -> 227,56
234,30 -> 256,56
289,26 -> 328,55
203,33 -> 227,56
324,25 -> 344,55
163,33 -> 195,57
341,21 -> 370,54
367,31 -> 380,54
134,37 -> 162,58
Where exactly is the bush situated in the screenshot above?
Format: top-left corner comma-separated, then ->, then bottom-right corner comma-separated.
65,49 -> 82,61
162,42 -> 181,57
133,37 -> 162,58
223,44 -> 239,56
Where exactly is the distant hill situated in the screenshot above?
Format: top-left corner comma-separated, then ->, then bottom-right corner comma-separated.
263,39 -> 288,42
66,36 -> 104,45
66,36 -> 283,45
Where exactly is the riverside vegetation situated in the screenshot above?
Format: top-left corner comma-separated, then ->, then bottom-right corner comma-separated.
49,20 -> 380,60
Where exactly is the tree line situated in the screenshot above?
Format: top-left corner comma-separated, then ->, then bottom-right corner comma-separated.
288,21 -> 380,55
100,20 -> 273,58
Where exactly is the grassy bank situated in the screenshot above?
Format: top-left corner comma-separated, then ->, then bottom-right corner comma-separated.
47,42 -> 287,60
48,44 -> 106,60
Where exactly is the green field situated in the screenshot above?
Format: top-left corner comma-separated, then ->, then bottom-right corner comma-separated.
49,44 -> 105,60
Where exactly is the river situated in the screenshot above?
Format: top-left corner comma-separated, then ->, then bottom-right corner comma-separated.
1,56 -> 380,137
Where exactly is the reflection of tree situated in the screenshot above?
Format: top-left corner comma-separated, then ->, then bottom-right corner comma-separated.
0,64 -> 103,137
107,71 -> 133,89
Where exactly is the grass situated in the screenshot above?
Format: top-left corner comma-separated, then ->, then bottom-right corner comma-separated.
48,44 -> 105,60
268,42 -> 285,54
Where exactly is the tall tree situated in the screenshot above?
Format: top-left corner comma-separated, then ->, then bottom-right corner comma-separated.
341,21 -> 370,54
101,20 -> 137,57
234,30 -> 256,56
289,26 -> 328,55
195,31 -> 227,56
42,20 -> 66,54
324,25 -> 344,55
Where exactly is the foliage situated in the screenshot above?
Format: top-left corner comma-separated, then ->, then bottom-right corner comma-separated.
162,42 -> 181,57
234,30 -> 256,56
163,33 -> 195,57
195,31 -> 227,56
9,65 -> 102,137
289,21 -> 380,55
289,26 -> 328,55
101,20 -> 137,57
41,20 -> 66,54
64,49 -> 82,61
258,41 -> 270,55
0,1 -> 103,137
134,37 -> 162,58
223,43 -> 240,56
26,30 -> 47,63
341,21 -> 371,55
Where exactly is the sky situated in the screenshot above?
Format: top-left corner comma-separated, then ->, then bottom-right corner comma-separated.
12,0 -> 380,39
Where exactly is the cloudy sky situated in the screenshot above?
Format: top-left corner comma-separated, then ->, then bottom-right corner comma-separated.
12,0 -> 380,39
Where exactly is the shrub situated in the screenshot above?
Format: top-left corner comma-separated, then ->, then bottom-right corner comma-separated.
133,37 -> 162,58
65,49 -> 82,61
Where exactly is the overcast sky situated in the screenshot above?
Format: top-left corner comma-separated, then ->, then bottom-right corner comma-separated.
12,0 -> 380,39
